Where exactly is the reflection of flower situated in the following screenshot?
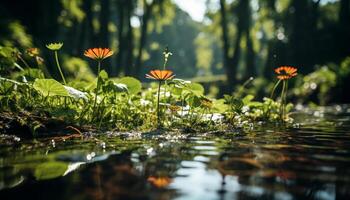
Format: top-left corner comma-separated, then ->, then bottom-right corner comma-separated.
147,176 -> 172,188
46,42 -> 63,51
274,66 -> 297,80
275,170 -> 296,180
84,48 -> 114,61
146,70 -> 175,81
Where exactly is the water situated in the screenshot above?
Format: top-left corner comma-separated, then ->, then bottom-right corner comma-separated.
1,105 -> 350,200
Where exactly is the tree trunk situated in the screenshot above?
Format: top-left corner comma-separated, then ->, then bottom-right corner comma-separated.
124,0 -> 134,76
100,0 -> 111,73
115,0 -> 125,76
134,0 -> 155,78
339,0 -> 350,57
245,29 -> 255,79
219,0 -> 235,90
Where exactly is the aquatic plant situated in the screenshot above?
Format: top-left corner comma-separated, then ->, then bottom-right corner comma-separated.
0,42 -> 300,137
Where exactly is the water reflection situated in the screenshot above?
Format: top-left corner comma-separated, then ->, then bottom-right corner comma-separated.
1,106 -> 350,199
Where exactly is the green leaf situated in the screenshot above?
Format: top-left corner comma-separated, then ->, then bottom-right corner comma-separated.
186,83 -> 204,96
116,77 -> 141,95
0,80 -> 15,95
102,81 -> 129,94
187,95 -> 201,108
172,86 -> 183,96
114,83 -> 128,93
224,95 -> 244,112
33,79 -> 69,97
212,99 -> 228,113
34,161 -> 67,180
13,68 -> 45,82
242,94 -> 254,104
99,70 -> 108,80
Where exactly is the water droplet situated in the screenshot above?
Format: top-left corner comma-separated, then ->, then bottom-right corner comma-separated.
51,139 -> 56,148
310,83 -> 317,90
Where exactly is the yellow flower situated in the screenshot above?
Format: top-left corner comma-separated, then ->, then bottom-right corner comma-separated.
46,42 -> 63,51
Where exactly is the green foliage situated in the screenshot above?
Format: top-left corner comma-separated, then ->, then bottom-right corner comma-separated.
224,95 -> 243,113
33,79 -> 70,97
116,77 -> 142,95
186,82 -> 204,96
5,21 -> 33,48
12,68 -> 45,82
0,46 -> 18,73
339,57 -> 350,78
63,57 -> 95,82
294,66 -> 336,105
0,43 -> 294,134
59,0 -> 85,27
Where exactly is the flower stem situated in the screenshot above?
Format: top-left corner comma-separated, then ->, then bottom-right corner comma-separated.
280,80 -> 287,120
157,81 -> 162,128
283,80 -> 289,120
270,79 -> 282,99
18,55 -> 30,69
92,61 -> 101,122
54,51 -> 66,84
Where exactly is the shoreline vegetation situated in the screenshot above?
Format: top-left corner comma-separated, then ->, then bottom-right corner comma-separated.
0,43 -> 297,138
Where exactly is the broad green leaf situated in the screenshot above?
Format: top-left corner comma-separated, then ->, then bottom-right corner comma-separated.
186,83 -> 204,96
33,79 -> 69,97
172,86 -> 183,96
242,94 -> 254,104
117,77 -> 141,95
212,99 -> 228,113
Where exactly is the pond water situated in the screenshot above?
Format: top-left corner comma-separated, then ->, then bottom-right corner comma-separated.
1,105 -> 350,200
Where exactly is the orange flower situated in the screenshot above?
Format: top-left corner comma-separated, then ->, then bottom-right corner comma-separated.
147,176 -> 172,188
274,66 -> 297,80
84,48 -> 114,61
146,70 -> 175,81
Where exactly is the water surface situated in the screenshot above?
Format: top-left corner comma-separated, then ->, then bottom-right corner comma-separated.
1,105 -> 350,200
